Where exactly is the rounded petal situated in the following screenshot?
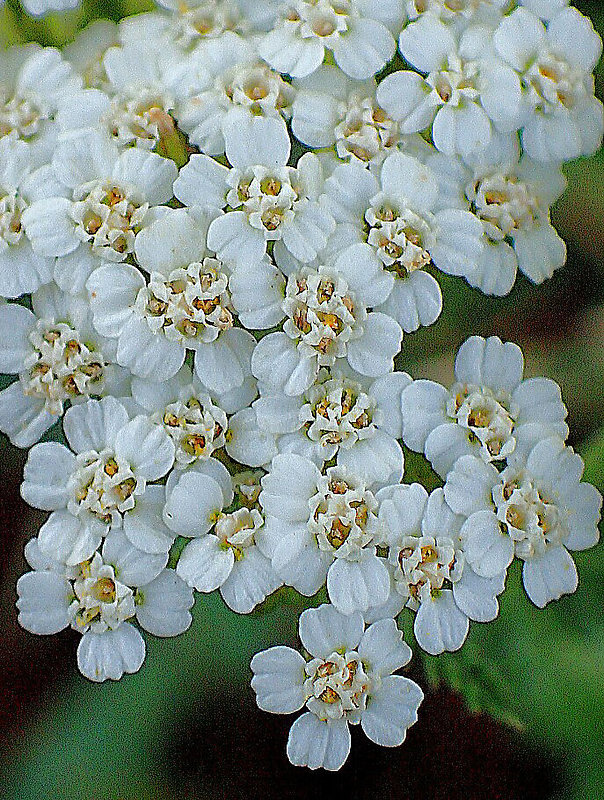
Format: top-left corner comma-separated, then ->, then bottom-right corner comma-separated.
347,312 -> 402,378
360,675 -> 423,747
358,618 -> 412,676
400,379 -> 448,451
454,335 -> 524,393
413,589 -> 469,655
522,546 -> 578,608
115,415 -> 175,481
287,713 -> 351,771
16,570 -> 72,635
299,603 -> 364,659
220,546 -> 282,613
251,646 -> 307,714
63,396 -> 129,453
76,623 -> 146,683
21,442 -> 75,510
460,510 -> 515,578
135,570 -> 194,636
327,554 -> 390,615
163,472 -> 225,537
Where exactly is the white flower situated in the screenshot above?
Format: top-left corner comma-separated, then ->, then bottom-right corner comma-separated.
382,15 -> 524,159
20,396 -> 176,563
0,45 -> 82,164
131,367 -> 231,468
401,335 -> 569,477
0,137 -> 57,299
492,6 -> 603,161
86,207 -> 262,391
57,39 -> 205,152
291,66 -> 417,168
258,0 -> 403,80
163,459 -> 282,613
152,0 -> 245,50
444,436 -> 601,607
251,249 -> 402,396
175,111 -> 335,266
0,284 -> 128,448
250,366 -> 408,486
22,131 -> 177,294
17,528 -> 193,682
177,32 -> 295,155
259,454 -> 391,614
319,153 -> 484,332
432,143 -> 567,294
377,484 -> 505,654
403,0 -> 508,28
251,604 -> 423,770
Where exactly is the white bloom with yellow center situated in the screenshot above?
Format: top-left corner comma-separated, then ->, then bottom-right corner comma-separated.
17,528 -> 193,682
175,112 -> 335,266
376,16 -> 524,160
163,459 -> 282,613
376,484 -> 505,654
251,604 -> 423,770
493,6 -> 603,162
0,284 -> 128,448
444,436 -> 601,607
258,0 -> 403,80
22,131 -> 177,295
20,397 -> 176,564
401,335 -> 569,478
251,247 -> 402,397
319,153 -> 484,333
259,455 -> 390,614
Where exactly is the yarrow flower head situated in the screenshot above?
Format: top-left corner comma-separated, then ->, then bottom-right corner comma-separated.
5,0 -> 603,774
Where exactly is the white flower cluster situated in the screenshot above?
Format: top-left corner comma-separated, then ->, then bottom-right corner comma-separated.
2,0 -> 601,772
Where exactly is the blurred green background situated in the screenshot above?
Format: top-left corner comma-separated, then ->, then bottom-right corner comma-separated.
0,2 -> 603,799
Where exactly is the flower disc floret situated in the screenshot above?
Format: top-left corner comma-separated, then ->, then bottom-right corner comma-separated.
283,267 -> 362,365
70,552 -> 135,632
390,534 -> 460,609
304,650 -> 370,722
447,381 -> 518,461
67,449 -> 142,526
154,392 -> 228,467
309,468 -> 378,557
71,180 -> 149,261
135,258 -> 234,344
365,197 -> 435,277
22,321 -> 106,414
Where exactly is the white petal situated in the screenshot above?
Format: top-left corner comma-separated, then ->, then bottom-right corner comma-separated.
454,335 -> 524,393
333,243 -> 394,307
223,110 -> 290,169
513,377 -> 568,437
38,510 -> 100,566
260,453 -> 320,522
460,510 -> 514,578
327,554 -> 390,615
16,570 -> 72,635
63,396 -> 129,453
337,431 -> 403,489
360,675 -> 423,747
251,645 -> 307,713
251,332 -> 316,397
432,102 -> 492,160
513,225 -> 566,283
117,316 -> 185,381
376,70 -> 434,129
522,546 -> 578,608
414,589 -> 469,655
21,442 -> 75,510
122,487 -> 175,555
112,147 -> 177,205
226,407 -> 278,467
0,302 -> 34,372
380,151 -> 439,213
563,482 -> 602,551
173,154 -> 229,209
347,312 -> 402,377
425,422 -> 474,478
358,618 -> 412,676
176,536 -> 234,591
206,211 -> 266,264
400,379 -> 448,451
259,28 -> 324,79
194,328 -> 256,395
77,623 -> 146,683
22,198 -> 78,257
378,271 -> 442,333
453,567 -> 505,622
135,569 -> 194,636
333,18 -> 395,80
103,525 -> 167,586
220,546 -> 282,613
444,455 -> 498,516
299,603 -> 364,658
287,714 -> 351,771
163,472 -> 224,537
370,372 -> 412,439
399,16 -> 455,73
